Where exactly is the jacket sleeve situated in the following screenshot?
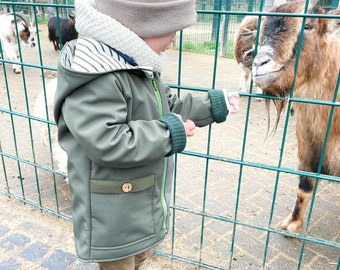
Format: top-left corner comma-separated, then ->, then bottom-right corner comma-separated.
163,84 -> 229,127
60,74 -> 184,168
159,113 -> 187,156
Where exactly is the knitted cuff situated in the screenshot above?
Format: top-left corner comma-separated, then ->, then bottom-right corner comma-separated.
208,90 -> 228,123
159,113 -> 187,156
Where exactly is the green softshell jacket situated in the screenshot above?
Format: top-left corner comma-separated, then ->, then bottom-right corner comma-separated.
53,37 -> 229,262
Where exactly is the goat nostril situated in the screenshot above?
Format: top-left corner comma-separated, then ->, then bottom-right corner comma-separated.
262,59 -> 270,66
254,57 -> 270,68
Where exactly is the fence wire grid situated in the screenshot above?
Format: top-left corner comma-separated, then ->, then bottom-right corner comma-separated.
0,1 -> 339,269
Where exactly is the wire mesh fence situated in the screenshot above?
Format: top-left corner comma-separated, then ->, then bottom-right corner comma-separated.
0,1 -> 339,269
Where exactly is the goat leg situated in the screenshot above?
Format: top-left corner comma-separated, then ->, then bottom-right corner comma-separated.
279,175 -> 314,233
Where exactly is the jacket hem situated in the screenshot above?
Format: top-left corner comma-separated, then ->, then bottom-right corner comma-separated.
76,235 -> 165,263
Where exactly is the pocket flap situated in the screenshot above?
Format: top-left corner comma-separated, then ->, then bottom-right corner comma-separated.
90,175 -> 155,194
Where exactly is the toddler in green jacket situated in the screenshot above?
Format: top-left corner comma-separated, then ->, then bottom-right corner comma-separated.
53,0 -> 239,269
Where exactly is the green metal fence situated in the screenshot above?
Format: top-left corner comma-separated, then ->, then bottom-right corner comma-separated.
0,1 -> 339,269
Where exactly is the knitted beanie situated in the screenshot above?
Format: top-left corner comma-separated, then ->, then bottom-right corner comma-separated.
94,0 -> 197,38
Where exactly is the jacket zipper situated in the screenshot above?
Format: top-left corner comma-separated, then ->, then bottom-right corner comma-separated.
151,79 -> 163,116
150,78 -> 168,232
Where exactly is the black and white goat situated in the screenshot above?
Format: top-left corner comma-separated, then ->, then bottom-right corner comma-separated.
0,13 -> 36,74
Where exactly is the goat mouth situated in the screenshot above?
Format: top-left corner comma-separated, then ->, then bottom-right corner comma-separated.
252,56 -> 284,81
252,68 -> 283,88
253,67 -> 282,78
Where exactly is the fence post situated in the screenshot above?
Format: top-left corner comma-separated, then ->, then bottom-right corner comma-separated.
211,0 -> 222,41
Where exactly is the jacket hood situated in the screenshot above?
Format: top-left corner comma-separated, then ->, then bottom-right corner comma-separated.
75,0 -> 167,72
59,37 -> 156,74
54,37 -> 154,124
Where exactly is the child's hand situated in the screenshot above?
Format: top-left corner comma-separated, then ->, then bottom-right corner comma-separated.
223,90 -> 240,114
184,119 -> 195,137
175,114 -> 195,136
228,91 -> 240,114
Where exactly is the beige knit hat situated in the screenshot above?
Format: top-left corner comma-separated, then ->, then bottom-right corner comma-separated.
94,0 -> 197,38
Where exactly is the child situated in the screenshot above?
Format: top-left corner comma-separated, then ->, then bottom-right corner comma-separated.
53,0 -> 239,269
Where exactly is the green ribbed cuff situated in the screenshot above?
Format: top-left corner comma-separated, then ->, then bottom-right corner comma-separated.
208,90 -> 228,123
159,113 -> 187,156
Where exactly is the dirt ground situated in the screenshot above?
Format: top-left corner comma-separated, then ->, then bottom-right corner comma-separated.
0,24 -> 339,269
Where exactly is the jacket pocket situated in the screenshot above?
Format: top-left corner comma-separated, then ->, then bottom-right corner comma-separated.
89,175 -> 156,249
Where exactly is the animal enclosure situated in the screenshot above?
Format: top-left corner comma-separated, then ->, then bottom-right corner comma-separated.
0,1 -> 339,269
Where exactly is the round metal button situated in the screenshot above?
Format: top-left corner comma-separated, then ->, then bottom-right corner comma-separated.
121,182 -> 133,193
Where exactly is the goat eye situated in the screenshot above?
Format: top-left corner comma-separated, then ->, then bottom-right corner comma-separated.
304,24 -> 312,31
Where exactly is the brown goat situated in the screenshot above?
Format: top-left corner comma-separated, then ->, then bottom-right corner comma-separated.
233,16 -> 262,98
252,0 -> 340,233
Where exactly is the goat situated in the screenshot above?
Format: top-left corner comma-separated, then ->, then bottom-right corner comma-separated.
34,78 -> 68,182
48,13 -> 78,51
0,13 -> 36,74
233,15 -> 262,99
252,0 -> 340,233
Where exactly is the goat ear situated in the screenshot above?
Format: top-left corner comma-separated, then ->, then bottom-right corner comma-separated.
327,9 -> 340,35
29,23 -> 36,34
308,0 -> 319,8
17,21 -> 26,32
69,11 -> 76,19
312,7 -> 329,36
29,22 -> 36,29
240,29 -> 257,46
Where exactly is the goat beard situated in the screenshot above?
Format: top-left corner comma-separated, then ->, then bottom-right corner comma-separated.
265,95 -> 290,138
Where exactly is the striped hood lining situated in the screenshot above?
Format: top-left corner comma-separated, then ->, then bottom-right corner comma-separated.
61,37 -> 154,78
